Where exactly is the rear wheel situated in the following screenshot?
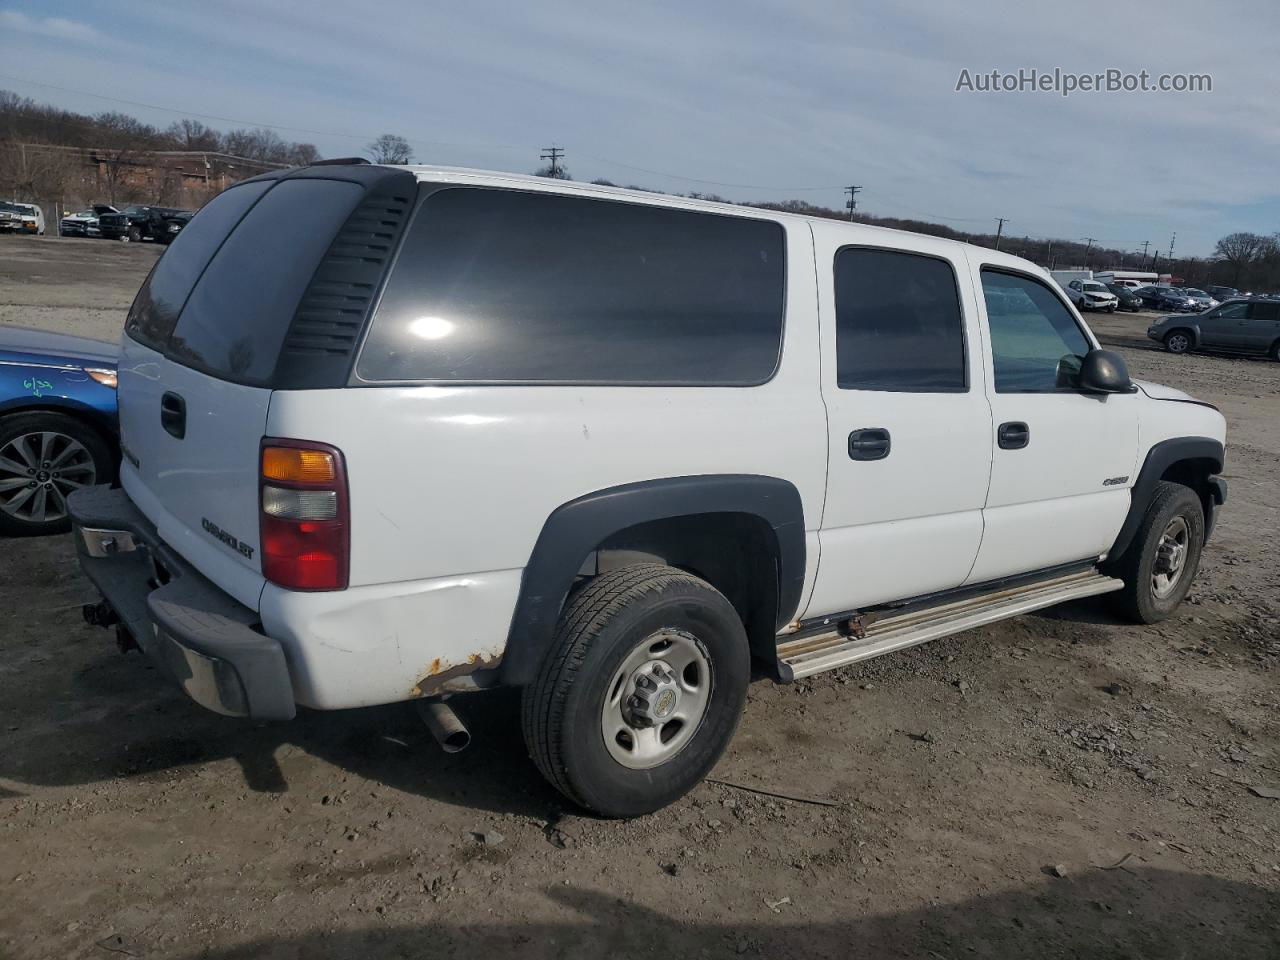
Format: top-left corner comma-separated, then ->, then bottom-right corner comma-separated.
1108,481 -> 1205,623
0,412 -> 113,536
1164,330 -> 1192,354
522,563 -> 749,817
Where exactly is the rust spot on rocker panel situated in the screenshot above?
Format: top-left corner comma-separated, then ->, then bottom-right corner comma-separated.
410,651 -> 502,698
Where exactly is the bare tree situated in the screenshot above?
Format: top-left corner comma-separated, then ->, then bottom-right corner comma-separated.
1213,232 -> 1272,286
533,163 -> 572,180
166,119 -> 220,151
366,134 -> 413,164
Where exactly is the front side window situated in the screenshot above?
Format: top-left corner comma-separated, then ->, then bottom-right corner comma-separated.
1210,302 -> 1249,320
981,269 -> 1091,393
357,188 -> 786,384
832,248 -> 967,392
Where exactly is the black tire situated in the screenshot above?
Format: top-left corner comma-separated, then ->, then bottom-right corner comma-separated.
1107,304 -> 1116,313
0,411 -> 113,536
522,563 -> 750,818
127,225 -> 142,243
1269,339 -> 1280,362
1164,330 -> 1193,354
1108,481 -> 1205,624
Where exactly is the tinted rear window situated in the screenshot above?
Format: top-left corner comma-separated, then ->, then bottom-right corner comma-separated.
126,181 -> 271,349
166,179 -> 363,384
127,178 -> 364,385
357,188 -> 786,384
833,248 -> 967,392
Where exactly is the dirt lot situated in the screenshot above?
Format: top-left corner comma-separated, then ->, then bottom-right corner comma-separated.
2,235 -> 1278,959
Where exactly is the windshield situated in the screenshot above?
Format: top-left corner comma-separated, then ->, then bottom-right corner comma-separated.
1185,289 -> 1208,297
1082,282 -> 1107,292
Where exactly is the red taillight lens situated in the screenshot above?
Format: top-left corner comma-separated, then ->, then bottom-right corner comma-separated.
260,439 -> 349,590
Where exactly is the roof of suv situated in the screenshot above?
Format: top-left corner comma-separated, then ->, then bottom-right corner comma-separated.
386,163 -> 1033,271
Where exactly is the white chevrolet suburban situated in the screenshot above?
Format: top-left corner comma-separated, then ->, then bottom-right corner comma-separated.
70,162 -> 1227,817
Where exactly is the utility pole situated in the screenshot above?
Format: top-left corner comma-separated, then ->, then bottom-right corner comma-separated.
1082,237 -> 1097,266
993,217 -> 1007,251
539,145 -> 564,178
1140,239 -> 1151,269
1046,238 -> 1054,269
845,186 -> 861,221
1167,231 -> 1176,262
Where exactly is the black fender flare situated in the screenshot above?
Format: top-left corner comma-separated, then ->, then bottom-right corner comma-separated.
499,474 -> 807,686
1108,436 -> 1224,561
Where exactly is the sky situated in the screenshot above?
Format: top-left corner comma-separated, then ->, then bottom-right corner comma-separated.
2,0 -> 1277,257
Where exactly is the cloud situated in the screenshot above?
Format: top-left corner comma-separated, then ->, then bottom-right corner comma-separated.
0,10 -> 103,43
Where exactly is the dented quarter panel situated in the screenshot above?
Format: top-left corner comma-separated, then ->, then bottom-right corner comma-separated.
257,568 -> 522,709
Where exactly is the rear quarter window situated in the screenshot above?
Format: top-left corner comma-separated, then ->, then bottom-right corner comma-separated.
356,187 -> 786,385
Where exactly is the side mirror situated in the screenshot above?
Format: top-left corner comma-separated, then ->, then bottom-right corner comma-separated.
1078,348 -> 1134,394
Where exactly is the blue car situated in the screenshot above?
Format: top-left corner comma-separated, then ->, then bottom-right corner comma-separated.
0,326 -> 119,535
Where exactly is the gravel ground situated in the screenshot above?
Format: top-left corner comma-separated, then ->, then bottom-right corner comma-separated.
1,235 -> 1278,959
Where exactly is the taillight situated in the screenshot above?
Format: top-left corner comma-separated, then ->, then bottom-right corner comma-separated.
260,438 -> 349,590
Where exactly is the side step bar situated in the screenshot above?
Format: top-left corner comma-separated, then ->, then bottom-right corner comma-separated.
777,568 -> 1123,680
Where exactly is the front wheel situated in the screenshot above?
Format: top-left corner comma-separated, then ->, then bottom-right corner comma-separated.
1108,481 -> 1205,623
522,563 -> 749,817
127,225 -> 142,243
0,412 -> 113,536
1164,330 -> 1192,354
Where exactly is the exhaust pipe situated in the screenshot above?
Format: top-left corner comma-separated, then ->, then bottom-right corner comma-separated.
416,699 -> 471,753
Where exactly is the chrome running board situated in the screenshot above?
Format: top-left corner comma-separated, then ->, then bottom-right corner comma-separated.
777,568 -> 1123,680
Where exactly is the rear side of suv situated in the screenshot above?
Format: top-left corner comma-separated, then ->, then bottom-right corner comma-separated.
72,164 -> 1226,817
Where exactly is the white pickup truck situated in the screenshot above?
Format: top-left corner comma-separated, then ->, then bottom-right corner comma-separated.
70,163 -> 1227,817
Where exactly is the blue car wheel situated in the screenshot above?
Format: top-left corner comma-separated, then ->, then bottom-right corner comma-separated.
0,411 -> 113,536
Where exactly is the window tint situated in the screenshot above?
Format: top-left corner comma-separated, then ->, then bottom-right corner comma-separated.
981,269 -> 1091,393
357,188 -> 785,384
126,181 -> 272,350
166,179 -> 364,385
1250,301 -> 1280,322
832,248 -> 966,392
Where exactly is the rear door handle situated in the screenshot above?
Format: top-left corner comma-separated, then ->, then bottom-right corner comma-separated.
998,421 -> 1029,450
160,391 -> 186,439
848,427 -> 891,461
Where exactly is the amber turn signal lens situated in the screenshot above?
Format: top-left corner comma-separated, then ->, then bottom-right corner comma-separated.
262,446 -> 336,484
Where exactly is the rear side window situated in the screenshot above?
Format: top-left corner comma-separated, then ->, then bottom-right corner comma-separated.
981,269 -> 1090,392
166,179 -> 364,385
356,188 -> 786,384
126,181 -> 271,350
1250,301 -> 1280,321
833,248 -> 967,392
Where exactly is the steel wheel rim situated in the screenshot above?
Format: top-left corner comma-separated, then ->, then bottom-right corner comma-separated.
0,431 -> 96,524
1151,516 -> 1190,599
602,628 -> 713,770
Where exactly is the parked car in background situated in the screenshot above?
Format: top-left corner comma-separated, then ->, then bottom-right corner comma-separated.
0,201 -> 46,235
158,209 -> 193,244
1065,278 -> 1118,312
1136,286 -> 1195,312
1180,288 -> 1218,312
1148,298 -> 1280,359
68,163 -> 1227,817
1204,285 -> 1239,301
59,204 -> 118,238
1106,283 -> 1143,312
0,327 -> 118,536
97,205 -> 192,243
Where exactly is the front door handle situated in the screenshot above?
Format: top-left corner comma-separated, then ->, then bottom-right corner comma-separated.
998,421 -> 1029,450
848,427 -> 891,461
160,391 -> 186,439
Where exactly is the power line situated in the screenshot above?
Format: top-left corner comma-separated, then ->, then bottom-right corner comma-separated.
539,145 -> 564,178
993,217 -> 1008,250
844,185 -> 861,221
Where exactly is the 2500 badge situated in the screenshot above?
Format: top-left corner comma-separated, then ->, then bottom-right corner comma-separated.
201,517 -> 255,559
